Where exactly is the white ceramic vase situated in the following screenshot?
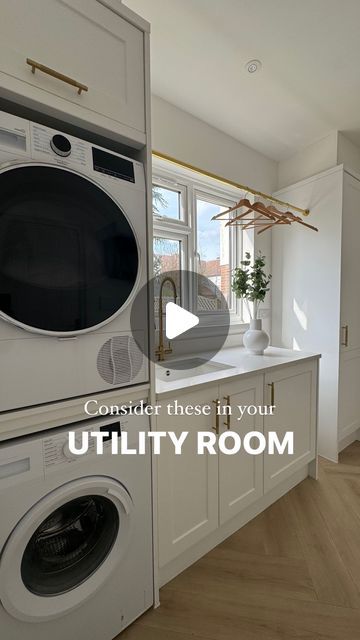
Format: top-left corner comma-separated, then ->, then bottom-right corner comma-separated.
243,318 -> 269,355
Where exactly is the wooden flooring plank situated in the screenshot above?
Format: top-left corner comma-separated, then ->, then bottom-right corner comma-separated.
284,480 -> 360,608
166,546 -> 317,603
120,442 -> 360,640
220,497 -> 304,560
137,588 -> 360,640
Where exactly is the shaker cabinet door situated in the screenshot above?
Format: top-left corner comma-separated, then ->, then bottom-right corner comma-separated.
264,361 -> 317,492
0,0 -> 145,141
219,375 -> 264,525
156,386 -> 219,567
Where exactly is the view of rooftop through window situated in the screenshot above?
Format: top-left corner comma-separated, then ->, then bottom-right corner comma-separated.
196,198 -> 230,311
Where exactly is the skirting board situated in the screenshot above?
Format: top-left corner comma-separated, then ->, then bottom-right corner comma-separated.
339,427 -> 360,453
159,462 -> 312,587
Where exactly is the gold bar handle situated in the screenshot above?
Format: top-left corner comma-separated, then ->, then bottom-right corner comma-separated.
223,395 -> 231,429
267,382 -> 275,407
212,399 -> 220,435
341,325 -> 349,347
26,58 -> 88,95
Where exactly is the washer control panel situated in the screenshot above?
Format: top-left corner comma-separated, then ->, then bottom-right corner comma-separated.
42,418 -> 131,471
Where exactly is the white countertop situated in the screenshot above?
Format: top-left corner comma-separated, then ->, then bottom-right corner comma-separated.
156,346 -> 321,397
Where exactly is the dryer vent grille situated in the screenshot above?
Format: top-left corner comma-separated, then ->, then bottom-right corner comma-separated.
97,336 -> 143,385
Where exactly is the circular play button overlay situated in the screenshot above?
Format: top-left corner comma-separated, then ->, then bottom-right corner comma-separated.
130,269 -> 230,369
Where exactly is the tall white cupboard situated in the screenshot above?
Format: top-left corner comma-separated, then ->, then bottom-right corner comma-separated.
272,165 -> 360,460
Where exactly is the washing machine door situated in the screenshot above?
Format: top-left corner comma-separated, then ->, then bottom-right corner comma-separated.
0,163 -> 139,335
0,476 -> 133,622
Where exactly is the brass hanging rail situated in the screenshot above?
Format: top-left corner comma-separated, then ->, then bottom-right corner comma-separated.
152,150 -> 310,217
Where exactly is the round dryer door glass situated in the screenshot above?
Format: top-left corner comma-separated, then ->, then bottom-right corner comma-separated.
0,165 -> 139,333
21,495 -> 119,596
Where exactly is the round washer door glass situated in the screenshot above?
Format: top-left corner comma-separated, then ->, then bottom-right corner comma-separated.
0,165 -> 139,333
21,495 -> 119,596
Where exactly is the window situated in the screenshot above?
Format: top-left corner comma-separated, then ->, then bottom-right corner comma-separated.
152,158 -> 245,324
196,196 -> 231,312
153,236 -> 182,311
153,186 -> 181,221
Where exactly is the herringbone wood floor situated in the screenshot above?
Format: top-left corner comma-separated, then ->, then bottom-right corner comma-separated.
118,442 -> 360,640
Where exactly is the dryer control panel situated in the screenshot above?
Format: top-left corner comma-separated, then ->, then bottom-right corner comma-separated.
0,110 -> 145,191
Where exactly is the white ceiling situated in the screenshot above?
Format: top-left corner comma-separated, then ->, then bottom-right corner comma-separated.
124,0 -> 360,161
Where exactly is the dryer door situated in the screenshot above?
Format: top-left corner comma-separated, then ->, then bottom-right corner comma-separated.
0,163 -> 139,335
0,476 -> 133,622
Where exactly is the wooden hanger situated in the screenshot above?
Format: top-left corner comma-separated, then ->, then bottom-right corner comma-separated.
212,196 -> 318,234
212,198 -> 252,220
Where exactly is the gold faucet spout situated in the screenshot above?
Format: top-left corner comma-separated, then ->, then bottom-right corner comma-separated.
156,276 -> 178,361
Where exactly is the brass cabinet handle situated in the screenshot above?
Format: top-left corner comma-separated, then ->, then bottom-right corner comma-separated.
212,399 -> 220,435
223,395 -> 231,429
267,382 -> 275,407
341,325 -> 349,347
26,58 -> 88,95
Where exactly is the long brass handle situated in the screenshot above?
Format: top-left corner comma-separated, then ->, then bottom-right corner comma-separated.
267,382 -> 275,407
223,395 -> 231,429
26,58 -> 88,95
212,399 -> 220,435
341,325 -> 349,347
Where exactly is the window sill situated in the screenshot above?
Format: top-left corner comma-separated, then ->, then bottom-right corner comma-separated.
169,320 -> 249,342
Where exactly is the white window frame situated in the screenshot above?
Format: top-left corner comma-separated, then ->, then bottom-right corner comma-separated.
153,229 -> 189,310
152,157 -> 251,327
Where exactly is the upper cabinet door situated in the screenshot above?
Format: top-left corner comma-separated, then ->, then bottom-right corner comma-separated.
340,173 -> 360,351
0,0 -> 145,143
219,375 -> 264,525
264,361 -> 317,492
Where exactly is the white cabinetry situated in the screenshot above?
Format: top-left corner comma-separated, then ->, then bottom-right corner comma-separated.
338,173 -> 360,443
273,166 -> 360,459
156,359 -> 317,577
157,386 -> 219,568
264,361 -> 317,491
219,375 -> 263,524
0,0 -> 147,145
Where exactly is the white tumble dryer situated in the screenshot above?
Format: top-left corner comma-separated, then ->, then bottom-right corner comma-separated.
0,409 -> 153,639
0,111 -> 149,412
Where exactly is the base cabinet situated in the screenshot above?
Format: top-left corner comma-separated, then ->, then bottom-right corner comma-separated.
156,358 -> 318,574
219,376 -> 264,525
264,360 -> 317,492
156,386 -> 219,568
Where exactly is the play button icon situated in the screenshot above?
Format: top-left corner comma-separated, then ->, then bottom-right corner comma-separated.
165,303 -> 199,339
130,268 -> 230,369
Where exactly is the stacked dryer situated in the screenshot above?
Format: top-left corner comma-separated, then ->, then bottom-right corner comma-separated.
0,110 -> 149,412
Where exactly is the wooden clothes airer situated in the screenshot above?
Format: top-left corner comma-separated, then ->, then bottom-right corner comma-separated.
212,198 -> 318,234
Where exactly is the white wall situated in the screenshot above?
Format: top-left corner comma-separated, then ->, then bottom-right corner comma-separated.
151,95 -> 275,345
151,95 -> 277,193
277,130 -> 360,189
272,167 -> 343,461
277,131 -> 338,189
337,132 -> 360,174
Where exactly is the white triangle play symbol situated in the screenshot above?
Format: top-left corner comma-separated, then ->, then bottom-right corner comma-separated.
165,302 -> 199,339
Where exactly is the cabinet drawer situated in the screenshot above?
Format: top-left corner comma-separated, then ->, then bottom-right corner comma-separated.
0,0 -> 145,140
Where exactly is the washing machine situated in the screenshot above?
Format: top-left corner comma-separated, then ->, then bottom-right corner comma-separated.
0,110 -> 149,412
0,409 -> 153,639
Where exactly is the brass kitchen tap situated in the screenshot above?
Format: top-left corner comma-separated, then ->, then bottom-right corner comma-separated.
155,276 -> 177,361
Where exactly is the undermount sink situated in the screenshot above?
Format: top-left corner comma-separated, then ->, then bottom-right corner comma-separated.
156,357 -> 235,382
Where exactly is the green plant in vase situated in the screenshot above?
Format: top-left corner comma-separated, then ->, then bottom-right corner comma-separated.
232,252 -> 272,354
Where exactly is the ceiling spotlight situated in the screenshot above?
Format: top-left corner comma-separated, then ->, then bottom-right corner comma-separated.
245,59 -> 262,74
